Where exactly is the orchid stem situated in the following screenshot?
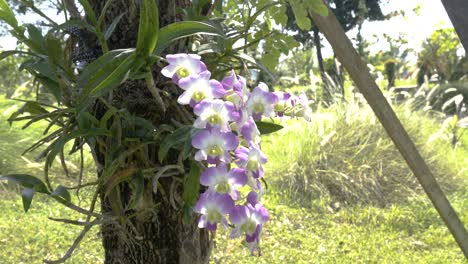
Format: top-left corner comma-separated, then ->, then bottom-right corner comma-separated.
145,68 -> 166,113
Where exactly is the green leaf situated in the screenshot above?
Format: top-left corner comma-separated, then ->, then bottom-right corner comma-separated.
99,106 -> 118,129
77,49 -> 139,107
78,0 -> 98,26
136,0 -> 159,56
306,0 -> 329,17
182,161 -> 201,208
45,34 -> 64,66
51,185 -> 71,202
289,0 -> 311,31
158,126 -> 192,163
0,50 -> 36,61
104,13 -> 125,40
26,24 -> 46,52
154,21 -> 224,55
0,174 -> 49,193
0,0 -> 18,29
255,121 -> 284,134
36,76 -> 61,102
46,128 -> 110,169
7,101 -> 49,126
21,188 -> 35,212
128,169 -> 145,209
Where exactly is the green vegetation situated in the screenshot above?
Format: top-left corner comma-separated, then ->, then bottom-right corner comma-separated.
1,95 -> 466,263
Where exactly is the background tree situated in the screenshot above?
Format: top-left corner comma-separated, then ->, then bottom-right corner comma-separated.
285,0 -> 385,98
417,28 -> 467,85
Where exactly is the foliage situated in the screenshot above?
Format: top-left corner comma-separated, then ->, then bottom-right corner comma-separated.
262,101 -> 467,207
285,0 -> 385,47
417,28 -> 468,85
0,53 -> 32,97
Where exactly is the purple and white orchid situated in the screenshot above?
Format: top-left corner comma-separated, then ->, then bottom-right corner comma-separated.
229,198 -> 269,254
194,191 -> 235,231
192,127 -> 239,164
245,83 -> 278,120
221,70 -> 246,107
177,71 -> 225,107
200,163 -> 248,200
193,99 -> 237,132
273,91 -> 292,116
235,143 -> 267,178
240,117 -> 261,144
161,53 -> 207,84
161,53 -> 313,255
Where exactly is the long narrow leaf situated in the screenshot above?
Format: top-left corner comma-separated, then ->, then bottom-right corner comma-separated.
154,21 -> 224,55
78,0 -> 98,26
21,188 -> 35,212
136,0 -> 159,56
0,0 -> 18,29
0,174 -> 49,193
104,13 -> 125,40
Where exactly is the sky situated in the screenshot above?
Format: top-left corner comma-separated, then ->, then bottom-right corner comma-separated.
321,0 -> 453,58
0,1 -> 456,58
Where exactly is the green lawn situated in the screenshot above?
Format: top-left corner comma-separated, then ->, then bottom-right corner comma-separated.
0,96 -> 467,263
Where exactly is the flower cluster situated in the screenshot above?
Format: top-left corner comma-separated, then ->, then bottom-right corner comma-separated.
162,54 -> 310,254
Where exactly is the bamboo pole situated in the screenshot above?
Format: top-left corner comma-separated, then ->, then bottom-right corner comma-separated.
441,0 -> 468,52
308,4 -> 468,258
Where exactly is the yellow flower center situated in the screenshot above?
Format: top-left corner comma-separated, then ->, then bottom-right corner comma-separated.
208,145 -> 223,157
247,156 -> 259,171
215,181 -> 230,193
207,210 -> 222,223
176,67 -> 190,77
192,91 -> 206,102
208,114 -> 223,125
253,103 -> 265,113
274,103 -> 285,112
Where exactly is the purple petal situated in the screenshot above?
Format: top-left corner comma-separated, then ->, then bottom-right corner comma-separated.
200,166 -> 219,187
235,146 -> 249,164
194,150 -> 207,161
254,204 -> 269,223
206,221 -> 218,231
229,168 -> 248,188
192,129 -> 210,149
216,193 -> 235,214
229,205 -> 250,225
210,80 -> 226,98
222,132 -> 239,150
246,191 -> 258,206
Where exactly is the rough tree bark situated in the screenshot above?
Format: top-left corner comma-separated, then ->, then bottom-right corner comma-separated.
82,1 -> 212,263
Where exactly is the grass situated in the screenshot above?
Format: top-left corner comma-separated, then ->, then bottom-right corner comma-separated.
0,95 -> 467,263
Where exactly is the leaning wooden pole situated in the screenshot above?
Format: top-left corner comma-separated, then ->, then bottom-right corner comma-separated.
440,0 -> 468,52
309,3 -> 468,258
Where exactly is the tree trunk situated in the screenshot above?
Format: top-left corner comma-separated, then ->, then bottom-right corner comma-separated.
313,29 -> 331,104
84,1 -> 212,263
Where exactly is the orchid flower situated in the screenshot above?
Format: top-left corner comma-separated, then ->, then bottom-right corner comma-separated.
193,99 -> 237,132
200,163 -> 248,200
245,83 -> 278,120
177,71 -> 225,107
194,191 -> 235,231
235,143 -> 267,178
192,127 -> 239,164
161,53 -> 207,84
229,197 -> 269,255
